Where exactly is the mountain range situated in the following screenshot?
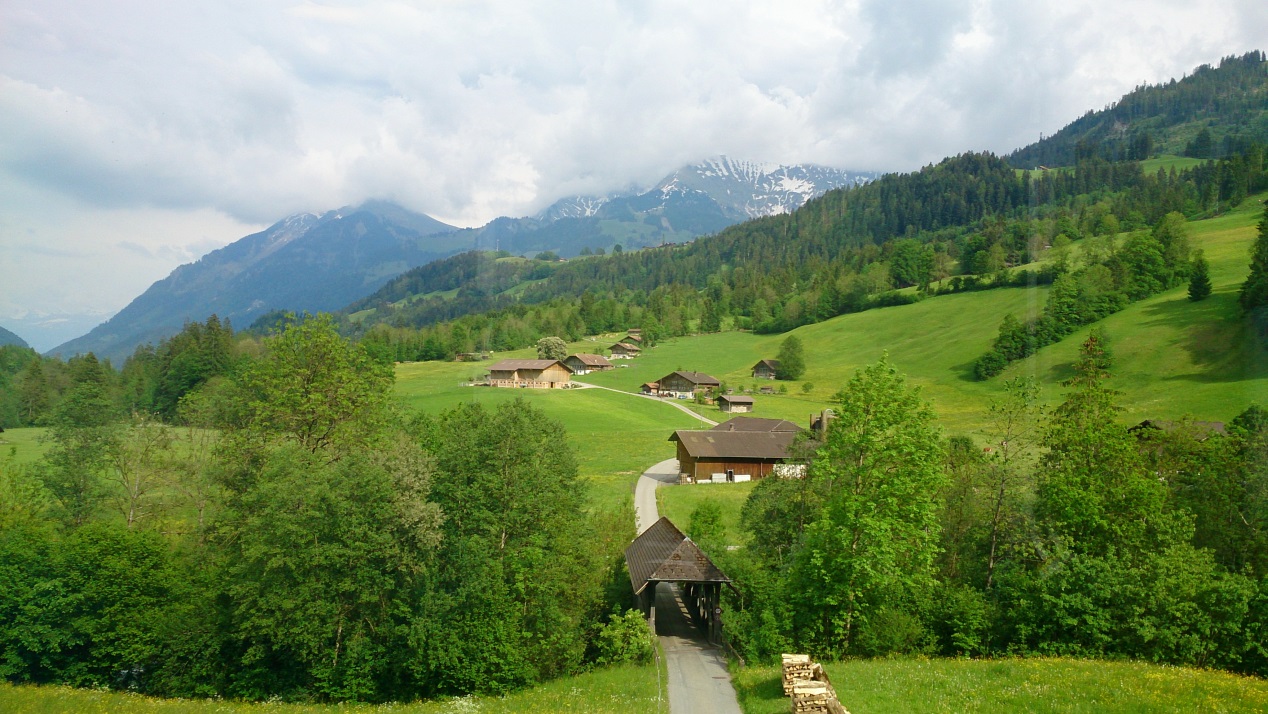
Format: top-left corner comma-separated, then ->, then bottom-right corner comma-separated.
50,158 -> 873,362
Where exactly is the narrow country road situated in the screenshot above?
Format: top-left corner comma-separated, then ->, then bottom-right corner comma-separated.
636,459 -> 743,714
573,381 -> 719,427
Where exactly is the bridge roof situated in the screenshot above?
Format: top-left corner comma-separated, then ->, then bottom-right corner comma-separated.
624,517 -> 731,595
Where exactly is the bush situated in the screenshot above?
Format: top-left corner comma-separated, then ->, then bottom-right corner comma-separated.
594,609 -> 655,665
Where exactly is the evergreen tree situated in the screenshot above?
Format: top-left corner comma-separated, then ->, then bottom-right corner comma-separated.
1238,205 -> 1268,312
775,335 -> 806,380
1188,250 -> 1212,301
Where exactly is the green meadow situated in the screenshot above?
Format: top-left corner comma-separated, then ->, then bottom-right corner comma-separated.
733,657 -> 1268,714
0,427 -> 49,465
0,662 -> 665,714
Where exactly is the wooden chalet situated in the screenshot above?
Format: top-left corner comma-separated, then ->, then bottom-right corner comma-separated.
485,359 -> 573,388
670,427 -> 798,482
752,359 -> 780,379
657,370 -> 721,398
610,342 -> 641,359
718,395 -> 754,413
563,353 -> 613,375
625,517 -> 733,644
640,382 -> 660,396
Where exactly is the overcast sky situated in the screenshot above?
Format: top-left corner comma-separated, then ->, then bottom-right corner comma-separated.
1,0 -> 1265,349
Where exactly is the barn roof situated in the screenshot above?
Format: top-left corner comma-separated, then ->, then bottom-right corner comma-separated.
662,370 -> 720,386
670,429 -> 796,460
487,359 -> 570,372
611,342 -> 641,352
754,359 -> 781,370
567,353 -> 612,366
718,395 -> 754,405
625,517 -> 730,595
712,416 -> 799,432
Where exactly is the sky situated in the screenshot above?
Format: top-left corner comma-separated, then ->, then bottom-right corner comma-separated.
1,1 -> 1265,351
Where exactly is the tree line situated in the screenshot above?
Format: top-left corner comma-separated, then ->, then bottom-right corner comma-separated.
0,317 -> 649,701
697,346 -> 1268,676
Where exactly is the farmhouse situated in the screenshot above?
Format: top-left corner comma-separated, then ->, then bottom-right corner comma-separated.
563,353 -> 613,375
717,395 -> 754,413
485,359 -> 573,388
752,359 -> 780,379
657,370 -> 721,398
610,342 -> 641,359
670,428 -> 798,483
640,382 -> 660,396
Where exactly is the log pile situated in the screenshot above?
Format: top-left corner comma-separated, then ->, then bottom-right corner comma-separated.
781,654 -> 849,714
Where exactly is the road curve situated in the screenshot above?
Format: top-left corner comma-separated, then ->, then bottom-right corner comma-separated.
636,459 -> 743,714
573,381 -> 719,427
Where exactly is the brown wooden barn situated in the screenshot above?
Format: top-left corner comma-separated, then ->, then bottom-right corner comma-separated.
563,353 -> 613,375
610,342 -> 641,359
752,359 -> 780,379
669,428 -> 798,482
656,370 -> 720,398
485,359 -> 573,388
718,395 -> 754,413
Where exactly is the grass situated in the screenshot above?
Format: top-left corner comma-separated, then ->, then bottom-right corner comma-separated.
394,357 -> 704,511
0,662 -> 665,714
732,657 -> 1268,714
0,427 -> 49,465
656,481 -> 756,547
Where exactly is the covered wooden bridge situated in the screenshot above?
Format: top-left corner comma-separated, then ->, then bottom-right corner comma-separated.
624,517 -> 734,644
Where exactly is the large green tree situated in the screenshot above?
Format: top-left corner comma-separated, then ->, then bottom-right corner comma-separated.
775,334 -> 806,380
789,356 -> 945,657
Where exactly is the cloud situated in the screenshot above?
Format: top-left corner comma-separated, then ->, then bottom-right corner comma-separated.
0,0 -> 1264,320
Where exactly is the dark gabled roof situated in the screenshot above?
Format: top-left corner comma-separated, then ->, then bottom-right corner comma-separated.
625,517 -> 730,595
611,342 -> 641,352
718,395 -> 754,405
712,416 -> 799,432
754,359 -> 781,370
670,429 -> 796,460
661,370 -> 720,386
566,353 -> 612,366
487,359 -> 570,372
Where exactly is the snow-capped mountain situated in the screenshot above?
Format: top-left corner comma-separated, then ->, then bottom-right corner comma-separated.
660,157 -> 874,219
535,157 -> 874,226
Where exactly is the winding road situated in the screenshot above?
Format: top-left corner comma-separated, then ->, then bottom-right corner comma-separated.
636,458 -> 743,714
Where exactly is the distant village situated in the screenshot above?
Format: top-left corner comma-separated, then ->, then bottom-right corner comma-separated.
466,329 -> 826,486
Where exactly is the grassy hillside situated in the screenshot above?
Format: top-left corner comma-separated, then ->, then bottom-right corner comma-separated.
582,194 -> 1268,435
395,356 -> 706,509
0,662 -> 664,714
733,657 -> 1268,714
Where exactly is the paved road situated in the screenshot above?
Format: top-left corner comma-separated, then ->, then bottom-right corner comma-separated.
636,460 -> 743,714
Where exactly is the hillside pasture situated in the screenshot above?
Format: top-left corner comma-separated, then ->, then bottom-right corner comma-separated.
733,657 -> 1268,714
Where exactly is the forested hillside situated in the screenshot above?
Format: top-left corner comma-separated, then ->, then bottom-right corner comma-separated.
1008,51 -> 1267,168
336,145 -> 1265,363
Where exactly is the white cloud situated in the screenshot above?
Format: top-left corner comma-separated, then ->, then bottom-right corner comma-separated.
0,0 -> 1264,326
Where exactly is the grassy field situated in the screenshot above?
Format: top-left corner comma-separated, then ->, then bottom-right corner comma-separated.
733,657 -> 1268,714
0,427 -> 49,465
0,662 -> 666,714
394,357 -> 705,511
656,481 -> 756,547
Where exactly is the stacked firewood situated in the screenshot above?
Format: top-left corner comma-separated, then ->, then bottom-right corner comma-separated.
781,654 -> 849,714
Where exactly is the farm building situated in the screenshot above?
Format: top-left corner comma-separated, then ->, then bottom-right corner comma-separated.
752,359 -> 780,379
718,395 -> 754,413
485,359 -> 573,388
641,382 -> 660,396
669,428 -> 798,483
712,416 -> 801,433
610,342 -> 641,359
564,353 -> 614,375
657,371 -> 721,398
